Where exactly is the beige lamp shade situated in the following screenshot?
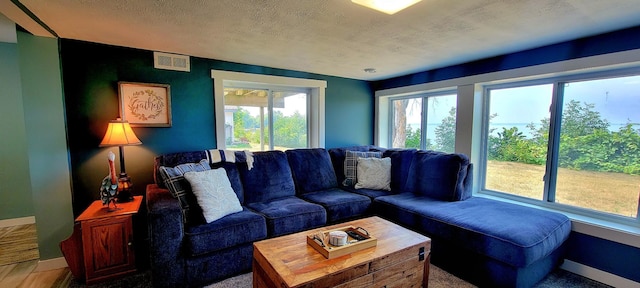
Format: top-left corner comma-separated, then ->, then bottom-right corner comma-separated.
99,119 -> 142,146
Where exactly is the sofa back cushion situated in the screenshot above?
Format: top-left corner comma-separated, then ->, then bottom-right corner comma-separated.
210,161 -> 245,204
239,150 -> 296,203
382,149 -> 417,193
406,150 -> 471,201
286,148 -> 338,194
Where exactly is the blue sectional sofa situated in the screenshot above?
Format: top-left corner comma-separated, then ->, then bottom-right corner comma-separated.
146,146 -> 571,288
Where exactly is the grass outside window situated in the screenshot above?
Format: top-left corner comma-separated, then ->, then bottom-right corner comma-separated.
486,160 -> 639,218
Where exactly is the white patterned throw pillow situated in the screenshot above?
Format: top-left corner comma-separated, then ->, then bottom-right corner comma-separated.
343,150 -> 381,186
183,168 -> 243,223
355,157 -> 391,191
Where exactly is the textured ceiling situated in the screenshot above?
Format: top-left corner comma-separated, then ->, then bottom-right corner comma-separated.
4,0 -> 640,80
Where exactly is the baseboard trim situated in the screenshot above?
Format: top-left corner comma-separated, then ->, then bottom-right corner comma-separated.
0,216 -> 36,228
34,257 -> 68,272
561,259 -> 639,288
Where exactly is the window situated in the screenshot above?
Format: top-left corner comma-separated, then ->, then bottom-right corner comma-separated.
482,73 -> 640,220
212,70 -> 326,151
224,87 -> 308,151
555,76 -> 640,217
389,92 -> 457,152
485,83 -> 552,200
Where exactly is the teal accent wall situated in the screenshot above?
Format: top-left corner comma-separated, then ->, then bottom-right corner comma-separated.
17,32 -> 74,260
59,39 -> 373,216
0,41 -> 34,220
325,77 -> 373,147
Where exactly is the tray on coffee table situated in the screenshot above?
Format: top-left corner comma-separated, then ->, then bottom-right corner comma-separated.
306,226 -> 377,259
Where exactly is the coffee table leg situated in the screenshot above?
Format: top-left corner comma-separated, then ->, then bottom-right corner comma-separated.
423,252 -> 431,288
253,258 -> 278,288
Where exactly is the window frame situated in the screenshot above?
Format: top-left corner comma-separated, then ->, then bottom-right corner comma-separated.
479,69 -> 640,225
480,79 -> 556,203
211,70 -> 326,150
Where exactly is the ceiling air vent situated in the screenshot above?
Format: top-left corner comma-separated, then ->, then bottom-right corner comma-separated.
153,51 -> 190,72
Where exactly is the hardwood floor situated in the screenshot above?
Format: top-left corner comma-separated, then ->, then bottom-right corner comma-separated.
0,224 -> 39,266
0,223 -> 71,288
0,260 -> 71,288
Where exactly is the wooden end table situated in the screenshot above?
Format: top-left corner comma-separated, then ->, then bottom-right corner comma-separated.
60,196 -> 142,284
253,216 -> 431,288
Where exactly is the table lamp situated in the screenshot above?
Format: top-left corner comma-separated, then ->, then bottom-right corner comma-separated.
99,118 -> 142,202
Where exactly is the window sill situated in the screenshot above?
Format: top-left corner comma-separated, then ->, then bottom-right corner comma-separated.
475,192 -> 640,248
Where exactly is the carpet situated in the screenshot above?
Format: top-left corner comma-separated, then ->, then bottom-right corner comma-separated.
205,264 -> 474,288
68,264 -> 612,288
204,265 -> 614,288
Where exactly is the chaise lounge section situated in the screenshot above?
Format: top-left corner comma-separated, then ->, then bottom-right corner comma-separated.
375,193 -> 570,287
369,149 -> 571,287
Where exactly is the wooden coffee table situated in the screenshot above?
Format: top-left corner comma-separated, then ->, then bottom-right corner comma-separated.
253,216 -> 431,288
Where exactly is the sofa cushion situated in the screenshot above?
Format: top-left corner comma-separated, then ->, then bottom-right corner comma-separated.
343,150 -> 382,187
184,207 -> 266,256
184,169 -> 243,223
158,159 -> 210,224
406,150 -> 471,201
239,151 -> 296,204
298,188 -> 371,223
382,149 -> 417,193
355,157 -> 391,191
285,148 -> 338,193
340,186 -> 395,199
374,194 -> 571,267
245,196 -> 326,237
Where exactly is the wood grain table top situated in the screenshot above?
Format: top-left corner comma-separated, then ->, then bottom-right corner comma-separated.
75,196 -> 143,222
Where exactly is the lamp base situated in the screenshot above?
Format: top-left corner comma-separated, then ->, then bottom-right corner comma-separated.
117,172 -> 134,203
116,190 -> 133,203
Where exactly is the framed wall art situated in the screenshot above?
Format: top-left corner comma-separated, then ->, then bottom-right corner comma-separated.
118,82 -> 172,127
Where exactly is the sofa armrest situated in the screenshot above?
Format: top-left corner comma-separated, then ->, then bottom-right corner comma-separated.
146,184 -> 186,287
459,163 -> 473,200
147,183 -> 182,214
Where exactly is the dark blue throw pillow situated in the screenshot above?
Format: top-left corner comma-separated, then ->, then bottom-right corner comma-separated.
406,151 -> 470,201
